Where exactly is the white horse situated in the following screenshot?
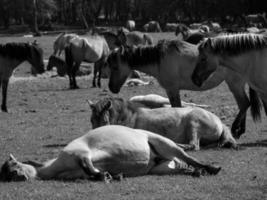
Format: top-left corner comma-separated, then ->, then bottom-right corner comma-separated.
53,32 -> 79,56
89,98 -> 237,151
0,125 -> 221,182
126,20 -> 135,31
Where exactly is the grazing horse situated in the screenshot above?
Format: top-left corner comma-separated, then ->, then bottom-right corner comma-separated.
117,28 -> 153,46
46,55 -> 67,76
0,42 -> 45,112
0,125 -> 221,182
53,33 -> 78,56
65,35 -> 110,88
107,40 -> 261,137
129,94 -> 209,108
192,33 -> 267,138
143,21 -> 162,32
126,20 -> 135,31
89,98 -> 237,150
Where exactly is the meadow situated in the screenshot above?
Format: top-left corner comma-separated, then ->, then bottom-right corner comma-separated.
0,32 -> 266,200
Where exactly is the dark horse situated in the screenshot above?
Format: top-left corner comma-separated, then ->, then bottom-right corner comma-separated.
0,42 -> 45,112
65,35 -> 110,89
107,40 -> 261,138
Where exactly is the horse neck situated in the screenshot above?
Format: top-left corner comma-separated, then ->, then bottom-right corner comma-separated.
112,101 -> 139,128
35,158 -> 58,180
218,53 -> 252,76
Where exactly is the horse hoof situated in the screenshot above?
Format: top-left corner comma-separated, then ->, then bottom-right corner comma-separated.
1,107 -> 8,112
103,172 -> 113,183
205,165 -> 221,175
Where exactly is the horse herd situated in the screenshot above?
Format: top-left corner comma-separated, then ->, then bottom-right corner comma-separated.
0,24 -> 266,182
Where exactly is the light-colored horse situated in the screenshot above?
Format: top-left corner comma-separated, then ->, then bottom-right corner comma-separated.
143,21 -> 162,32
89,98 -> 237,151
53,32 -> 78,56
117,28 -> 153,46
0,125 -> 221,182
107,40 -> 261,138
65,34 -> 110,88
0,42 -> 45,112
192,33 -> 267,138
129,94 -> 209,108
126,20 -> 135,31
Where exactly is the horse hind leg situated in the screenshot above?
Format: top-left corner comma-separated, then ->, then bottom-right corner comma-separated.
1,79 -> 9,112
147,134 -> 221,175
166,89 -> 182,107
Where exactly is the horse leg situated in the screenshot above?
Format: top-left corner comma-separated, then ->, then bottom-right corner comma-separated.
147,134 -> 221,175
72,62 -> 80,89
226,79 -> 249,138
166,89 -> 182,107
96,61 -> 104,88
92,63 -> 98,88
1,79 -> 9,112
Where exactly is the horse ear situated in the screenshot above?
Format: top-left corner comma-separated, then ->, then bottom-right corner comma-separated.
9,154 -> 16,161
104,100 -> 112,110
87,100 -> 95,110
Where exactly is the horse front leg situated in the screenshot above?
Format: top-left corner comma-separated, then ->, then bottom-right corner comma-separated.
92,63 -> 98,88
226,80 -> 249,138
72,62 -> 80,89
1,79 -> 9,112
166,89 -> 182,107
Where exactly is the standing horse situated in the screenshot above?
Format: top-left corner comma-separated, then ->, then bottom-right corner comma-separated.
0,42 -> 45,112
117,28 -> 153,46
107,40 -> 261,137
192,33 -> 267,138
65,35 -> 110,88
143,21 -> 162,32
53,32 -> 79,56
89,97 -> 237,150
0,125 -> 221,182
126,20 -> 135,31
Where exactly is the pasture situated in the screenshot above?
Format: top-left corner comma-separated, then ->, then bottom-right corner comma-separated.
0,33 -> 266,200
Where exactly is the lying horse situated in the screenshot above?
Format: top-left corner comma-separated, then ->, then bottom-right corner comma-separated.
0,125 -> 221,181
53,32 -> 78,56
0,42 -> 45,112
89,98 -> 237,150
107,40 -> 261,138
65,34 -> 110,88
129,94 -> 209,108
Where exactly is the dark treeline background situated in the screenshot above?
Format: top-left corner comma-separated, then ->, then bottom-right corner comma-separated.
0,0 -> 267,31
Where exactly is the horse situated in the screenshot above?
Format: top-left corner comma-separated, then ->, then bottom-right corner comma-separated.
0,125 -> 221,182
107,40 -> 261,138
0,42 -> 45,112
53,32 -> 79,56
165,23 -> 178,32
129,94 -> 209,108
89,98 -> 237,151
143,21 -> 162,32
46,55 -> 67,76
65,34 -> 110,88
192,33 -> 267,138
117,28 -> 153,46
126,20 -> 135,31
98,31 -> 121,50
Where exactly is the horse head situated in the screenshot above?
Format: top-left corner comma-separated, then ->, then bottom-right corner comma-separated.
107,46 -> 132,93
0,154 -> 36,182
88,99 -> 112,129
28,44 -> 45,74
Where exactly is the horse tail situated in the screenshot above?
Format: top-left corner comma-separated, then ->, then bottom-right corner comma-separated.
249,87 -> 262,122
64,45 -> 73,72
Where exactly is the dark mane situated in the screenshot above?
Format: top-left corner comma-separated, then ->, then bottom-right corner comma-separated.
0,42 -> 33,61
119,39 -> 184,68
199,33 -> 267,55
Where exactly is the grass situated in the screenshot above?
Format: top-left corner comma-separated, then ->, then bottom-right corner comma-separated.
0,33 -> 266,200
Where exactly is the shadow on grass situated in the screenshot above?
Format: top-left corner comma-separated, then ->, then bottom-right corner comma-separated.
43,144 -> 67,148
240,139 -> 267,148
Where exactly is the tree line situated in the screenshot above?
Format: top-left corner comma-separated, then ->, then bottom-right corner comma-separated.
0,0 -> 266,31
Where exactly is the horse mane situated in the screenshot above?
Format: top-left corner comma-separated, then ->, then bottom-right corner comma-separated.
199,33 -> 267,55
120,39 -> 184,68
0,43 -> 33,60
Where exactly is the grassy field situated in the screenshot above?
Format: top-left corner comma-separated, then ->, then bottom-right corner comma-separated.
0,33 -> 266,200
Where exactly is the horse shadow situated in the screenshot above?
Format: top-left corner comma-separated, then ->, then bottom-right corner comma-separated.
239,139 -> 267,148
43,143 -> 67,148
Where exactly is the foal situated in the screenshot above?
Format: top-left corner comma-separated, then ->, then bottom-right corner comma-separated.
89,97 -> 237,151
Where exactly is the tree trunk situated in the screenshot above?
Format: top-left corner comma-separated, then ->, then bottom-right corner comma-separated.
32,0 -> 39,34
